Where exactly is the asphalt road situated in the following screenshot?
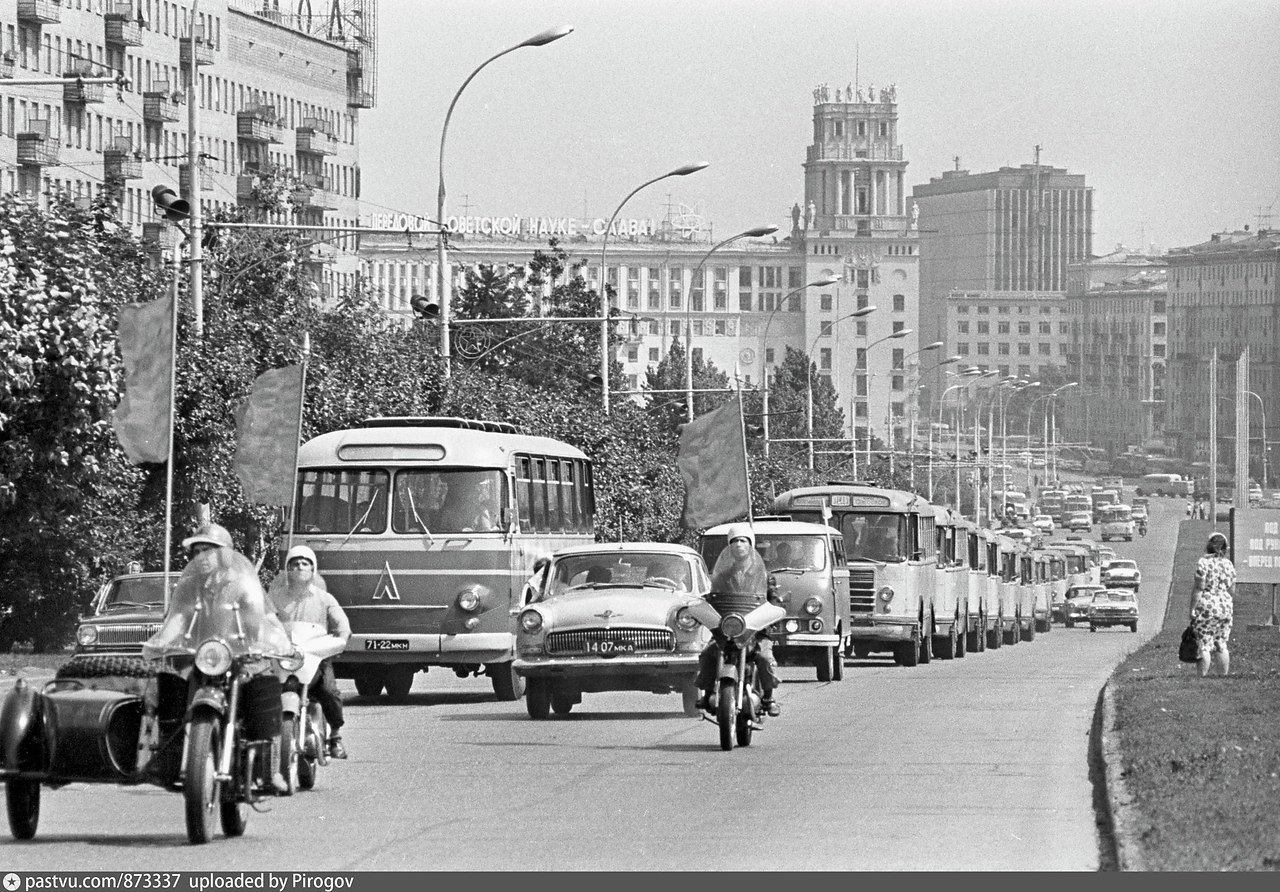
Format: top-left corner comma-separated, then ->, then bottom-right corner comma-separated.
0,493 -> 1179,871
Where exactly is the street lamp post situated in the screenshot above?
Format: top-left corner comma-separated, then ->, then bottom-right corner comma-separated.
901,343 -> 946,492
859,329 -> 912,473
1046,382 -> 1079,483
1001,381 -> 1040,498
437,26 -> 573,383
599,162 -> 709,414
804,307 -> 881,472
684,224 -> 779,422
935,367 -> 985,506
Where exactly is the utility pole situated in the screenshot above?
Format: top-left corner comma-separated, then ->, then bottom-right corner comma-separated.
185,4 -> 204,339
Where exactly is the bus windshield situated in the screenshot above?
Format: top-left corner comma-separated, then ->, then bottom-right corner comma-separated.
840,513 -> 905,562
296,468 -> 507,534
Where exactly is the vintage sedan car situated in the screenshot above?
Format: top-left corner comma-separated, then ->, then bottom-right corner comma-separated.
1064,511 -> 1093,533
1102,558 -> 1142,591
514,543 -> 713,718
1060,584 -> 1105,627
1088,588 -> 1139,632
1032,514 -> 1055,535
73,566 -> 175,656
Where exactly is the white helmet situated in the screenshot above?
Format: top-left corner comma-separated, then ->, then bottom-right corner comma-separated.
285,544 -> 318,567
182,522 -> 233,553
725,523 -> 755,549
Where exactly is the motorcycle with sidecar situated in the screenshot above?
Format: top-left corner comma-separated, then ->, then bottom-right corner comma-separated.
0,548 -> 301,844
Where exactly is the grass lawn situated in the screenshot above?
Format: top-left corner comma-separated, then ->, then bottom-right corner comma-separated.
1109,519 -> 1280,871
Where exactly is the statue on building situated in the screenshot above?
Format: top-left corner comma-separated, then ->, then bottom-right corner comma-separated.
791,202 -> 802,231
911,203 -> 920,230
805,200 -> 817,230
866,84 -> 874,102
879,87 -> 889,103
813,85 -> 822,104
820,82 -> 830,102
888,83 -> 897,101
846,83 -> 853,101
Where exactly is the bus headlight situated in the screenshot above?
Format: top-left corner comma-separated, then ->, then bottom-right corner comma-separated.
877,585 -> 895,603
802,597 -> 823,616
519,609 -> 543,634
456,589 -> 482,612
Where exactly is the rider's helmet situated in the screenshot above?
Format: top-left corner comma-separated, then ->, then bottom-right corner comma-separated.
181,522 -> 233,554
285,544 -> 318,567
725,522 -> 755,549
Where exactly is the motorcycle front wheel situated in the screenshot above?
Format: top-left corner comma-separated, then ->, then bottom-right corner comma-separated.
717,679 -> 736,752
735,701 -> 754,747
5,778 -> 40,840
183,713 -> 223,845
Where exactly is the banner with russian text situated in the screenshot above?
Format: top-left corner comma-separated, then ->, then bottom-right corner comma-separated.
678,396 -> 750,530
111,293 -> 174,465
233,364 -> 304,506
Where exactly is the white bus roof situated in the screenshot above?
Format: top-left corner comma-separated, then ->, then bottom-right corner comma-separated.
297,417 -> 589,466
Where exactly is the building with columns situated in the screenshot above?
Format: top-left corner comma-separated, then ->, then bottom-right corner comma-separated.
361,80 -> 924,451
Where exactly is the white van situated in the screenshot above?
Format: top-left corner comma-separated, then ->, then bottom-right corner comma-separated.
1136,473 -> 1187,497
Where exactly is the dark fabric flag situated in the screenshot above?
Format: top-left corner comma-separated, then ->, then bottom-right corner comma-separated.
677,396 -> 750,530
112,293 -> 174,465
234,364 -> 304,506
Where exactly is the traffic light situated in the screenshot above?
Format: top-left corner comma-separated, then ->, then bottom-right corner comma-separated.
409,294 -> 439,319
150,185 -> 190,221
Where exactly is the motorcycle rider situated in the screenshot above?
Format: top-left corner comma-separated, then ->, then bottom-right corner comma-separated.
268,544 -> 352,760
694,523 -> 782,717
178,522 -> 291,794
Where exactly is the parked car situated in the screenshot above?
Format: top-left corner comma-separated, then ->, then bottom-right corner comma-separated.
1032,514 -> 1055,535
1088,588 -> 1139,632
73,566 -> 175,656
1064,511 -> 1093,533
1060,584 -> 1105,627
514,542 -> 713,718
1102,558 -> 1141,590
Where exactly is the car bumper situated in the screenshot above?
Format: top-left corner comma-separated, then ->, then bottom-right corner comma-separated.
337,632 -> 513,666
772,632 -> 841,648
513,653 -> 701,677
847,616 -> 917,642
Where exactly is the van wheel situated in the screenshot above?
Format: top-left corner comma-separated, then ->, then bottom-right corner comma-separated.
831,644 -> 845,680
852,643 -> 872,659
815,646 -> 834,682
894,633 -> 919,667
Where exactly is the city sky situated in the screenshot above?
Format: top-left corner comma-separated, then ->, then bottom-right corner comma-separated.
360,0 -> 1280,255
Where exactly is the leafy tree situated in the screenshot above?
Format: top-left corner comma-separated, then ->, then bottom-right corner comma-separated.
641,338 -> 732,436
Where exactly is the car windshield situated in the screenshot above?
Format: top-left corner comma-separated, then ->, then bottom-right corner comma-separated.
1103,591 -> 1136,602
544,552 -> 693,598
103,575 -> 176,609
1109,560 -> 1138,571
757,535 -> 827,571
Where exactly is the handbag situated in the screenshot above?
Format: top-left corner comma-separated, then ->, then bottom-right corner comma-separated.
1179,624 -> 1200,663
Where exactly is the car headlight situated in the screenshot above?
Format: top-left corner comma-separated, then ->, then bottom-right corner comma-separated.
675,608 -> 699,632
194,640 -> 232,676
456,589 -> 482,612
519,609 -> 543,634
877,585 -> 895,603
720,613 -> 747,640
76,625 -> 99,647
802,597 -> 823,616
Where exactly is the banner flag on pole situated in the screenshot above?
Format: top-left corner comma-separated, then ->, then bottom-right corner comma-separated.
112,293 -> 174,465
677,396 -> 750,530
233,364 -> 304,506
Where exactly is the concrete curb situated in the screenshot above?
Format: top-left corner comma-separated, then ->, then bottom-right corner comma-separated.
1100,681 -> 1148,871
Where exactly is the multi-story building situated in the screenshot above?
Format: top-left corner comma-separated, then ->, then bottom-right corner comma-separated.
1061,251 -> 1168,455
1165,227 -> 1280,470
361,80 -> 923,450
911,159 -> 1093,415
0,0 -> 376,298
945,289 -> 1073,382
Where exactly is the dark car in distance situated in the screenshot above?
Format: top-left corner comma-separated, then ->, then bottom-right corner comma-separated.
74,568 -> 175,656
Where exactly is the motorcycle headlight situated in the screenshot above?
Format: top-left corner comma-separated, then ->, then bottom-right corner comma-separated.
720,613 -> 747,640
456,589 -> 482,612
195,640 -> 233,676
278,650 -> 304,672
802,597 -> 823,616
76,625 -> 98,646
877,585 -> 895,603
675,608 -> 699,632
519,609 -> 543,634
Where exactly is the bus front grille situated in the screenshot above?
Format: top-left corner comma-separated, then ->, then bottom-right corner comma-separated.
849,567 -> 877,614
546,628 -> 674,655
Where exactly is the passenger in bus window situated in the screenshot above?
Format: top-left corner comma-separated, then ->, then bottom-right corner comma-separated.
396,473 -> 449,533
863,519 -> 900,561
442,476 -> 500,531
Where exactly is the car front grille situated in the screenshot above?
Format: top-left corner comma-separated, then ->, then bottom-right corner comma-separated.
545,628 -> 674,655
849,567 -> 876,614
93,623 -> 161,647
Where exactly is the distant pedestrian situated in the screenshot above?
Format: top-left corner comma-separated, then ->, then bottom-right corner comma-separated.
1189,532 -> 1235,677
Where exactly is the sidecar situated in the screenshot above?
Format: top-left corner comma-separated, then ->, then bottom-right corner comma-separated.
0,654 -> 189,839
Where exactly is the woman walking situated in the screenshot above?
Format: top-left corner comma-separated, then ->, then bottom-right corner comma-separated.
1189,532 -> 1236,677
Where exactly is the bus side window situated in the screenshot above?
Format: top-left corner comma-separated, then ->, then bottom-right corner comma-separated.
547,459 -> 564,532
516,456 -> 533,531
532,458 -> 548,532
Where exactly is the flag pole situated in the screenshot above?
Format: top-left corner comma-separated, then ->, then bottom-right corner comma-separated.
284,332 -> 310,557
736,387 -> 753,525
161,246 -> 180,606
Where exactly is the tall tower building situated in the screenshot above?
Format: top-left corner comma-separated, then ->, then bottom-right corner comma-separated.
793,81 -> 921,453
912,160 -> 1092,412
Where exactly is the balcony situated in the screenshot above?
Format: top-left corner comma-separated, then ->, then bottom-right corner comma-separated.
347,85 -> 374,109
346,46 -> 363,77
143,84 -> 181,123
142,222 -> 178,253
63,65 -> 105,105
16,122 -> 59,167
180,36 -> 214,68
179,163 -> 212,196
103,138 -> 141,181
292,174 -> 336,210
0,52 -> 14,79
104,2 -> 143,46
296,120 -> 338,156
17,0 -> 61,27
237,104 -> 283,143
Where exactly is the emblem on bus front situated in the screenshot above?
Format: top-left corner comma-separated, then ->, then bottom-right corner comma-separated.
372,560 -> 402,601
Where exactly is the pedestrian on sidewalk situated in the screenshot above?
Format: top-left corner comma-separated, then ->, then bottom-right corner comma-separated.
1189,532 -> 1235,677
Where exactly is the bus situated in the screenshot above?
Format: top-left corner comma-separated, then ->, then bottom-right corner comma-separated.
1037,488 -> 1067,523
291,417 -> 595,702
932,506 -> 971,659
774,482 -> 936,667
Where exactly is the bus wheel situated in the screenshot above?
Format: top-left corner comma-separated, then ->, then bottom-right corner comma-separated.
935,623 -> 957,660
895,633 -> 920,667
384,667 -> 415,702
988,618 -> 1003,650
852,643 -> 872,659
489,661 -> 525,702
918,621 -> 932,664
955,614 -> 967,658
815,646 -> 834,682
353,669 -> 385,699
831,644 -> 845,681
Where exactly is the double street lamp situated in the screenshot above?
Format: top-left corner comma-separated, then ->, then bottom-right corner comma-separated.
684,224 -> 780,422
599,162 -> 709,414
804,306 -> 880,471
437,26 -> 574,382
1046,382 -> 1079,483
859,329 -> 912,472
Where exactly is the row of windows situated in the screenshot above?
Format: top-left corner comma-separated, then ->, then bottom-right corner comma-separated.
954,304 -> 1061,314
956,342 -> 1068,356
516,455 -> 594,535
957,320 -> 1069,335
